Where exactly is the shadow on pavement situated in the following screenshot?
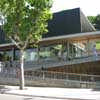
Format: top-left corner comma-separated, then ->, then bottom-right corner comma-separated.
0,85 -> 11,94
23,98 -> 33,100
92,88 -> 100,91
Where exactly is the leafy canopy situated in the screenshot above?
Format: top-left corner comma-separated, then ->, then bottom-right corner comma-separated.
87,16 -> 96,24
88,15 -> 100,30
0,0 -> 52,49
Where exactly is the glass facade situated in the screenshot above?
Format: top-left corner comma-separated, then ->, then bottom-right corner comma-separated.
24,48 -> 38,61
39,45 -> 59,61
0,39 -> 99,62
15,48 -> 38,61
0,50 -> 13,61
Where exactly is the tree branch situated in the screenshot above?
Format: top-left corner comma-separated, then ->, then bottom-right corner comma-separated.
22,36 -> 30,50
9,36 -> 21,50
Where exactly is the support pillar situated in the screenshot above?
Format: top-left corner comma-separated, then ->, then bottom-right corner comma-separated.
12,47 -> 16,61
87,39 -> 90,56
67,41 -> 69,60
37,45 -> 40,63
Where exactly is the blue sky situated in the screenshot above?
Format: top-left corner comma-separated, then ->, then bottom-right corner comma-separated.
51,0 -> 100,16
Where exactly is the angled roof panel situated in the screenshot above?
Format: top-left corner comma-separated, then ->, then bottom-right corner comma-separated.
43,8 -> 95,38
80,10 -> 96,32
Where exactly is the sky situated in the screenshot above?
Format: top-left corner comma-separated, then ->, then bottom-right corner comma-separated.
51,0 -> 100,16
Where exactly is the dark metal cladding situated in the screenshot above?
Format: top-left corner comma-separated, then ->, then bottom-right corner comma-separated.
43,8 -> 95,38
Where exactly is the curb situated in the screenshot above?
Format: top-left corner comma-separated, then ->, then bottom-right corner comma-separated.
5,92 -> 92,100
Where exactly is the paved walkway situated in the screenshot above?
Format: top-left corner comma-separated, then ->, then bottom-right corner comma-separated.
0,94 -> 73,100
0,85 -> 100,100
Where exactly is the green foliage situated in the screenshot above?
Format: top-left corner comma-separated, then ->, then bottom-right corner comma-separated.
0,0 -> 53,49
96,42 -> 100,50
87,16 -> 96,24
95,15 -> 100,25
88,15 -> 100,30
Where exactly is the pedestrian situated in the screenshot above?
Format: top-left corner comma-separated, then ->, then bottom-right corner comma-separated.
92,44 -> 98,60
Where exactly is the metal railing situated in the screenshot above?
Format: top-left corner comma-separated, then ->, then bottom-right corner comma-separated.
0,70 -> 100,82
0,70 -> 100,88
0,55 -> 100,71
24,71 -> 100,82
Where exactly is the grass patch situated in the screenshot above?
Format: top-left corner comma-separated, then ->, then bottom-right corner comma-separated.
96,43 -> 100,49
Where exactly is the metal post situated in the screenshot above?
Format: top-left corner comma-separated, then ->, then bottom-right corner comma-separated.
43,71 -> 45,80
66,73 -> 69,80
37,45 -> 40,63
87,39 -> 89,56
67,41 -> 69,60
71,41 -> 74,59
12,47 -> 16,61
80,74 -> 82,88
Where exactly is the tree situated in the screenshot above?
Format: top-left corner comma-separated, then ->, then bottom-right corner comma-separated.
88,15 -> 100,30
0,0 -> 53,90
87,16 -> 96,24
94,14 -> 100,30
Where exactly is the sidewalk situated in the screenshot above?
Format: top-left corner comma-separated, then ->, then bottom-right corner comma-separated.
1,85 -> 100,100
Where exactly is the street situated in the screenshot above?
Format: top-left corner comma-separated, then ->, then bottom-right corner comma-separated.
0,94 -> 72,100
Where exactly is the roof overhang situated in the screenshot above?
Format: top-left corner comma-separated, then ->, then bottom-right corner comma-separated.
41,31 -> 100,42
0,31 -> 100,50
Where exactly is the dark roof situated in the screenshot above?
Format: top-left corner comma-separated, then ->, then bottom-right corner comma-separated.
43,8 -> 95,38
0,8 -> 95,44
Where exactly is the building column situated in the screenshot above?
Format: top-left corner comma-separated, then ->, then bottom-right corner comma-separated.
37,45 -> 40,63
12,47 -> 16,61
71,41 -> 74,59
87,39 -> 90,56
67,41 -> 69,60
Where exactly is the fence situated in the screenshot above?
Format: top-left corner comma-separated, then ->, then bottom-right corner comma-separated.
25,70 -> 100,82
0,54 -> 100,88
0,70 -> 100,88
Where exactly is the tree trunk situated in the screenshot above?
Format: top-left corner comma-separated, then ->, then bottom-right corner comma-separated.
19,50 -> 25,90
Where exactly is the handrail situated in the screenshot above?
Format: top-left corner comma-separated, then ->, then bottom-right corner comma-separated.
0,70 -> 100,82
1,55 -> 100,70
